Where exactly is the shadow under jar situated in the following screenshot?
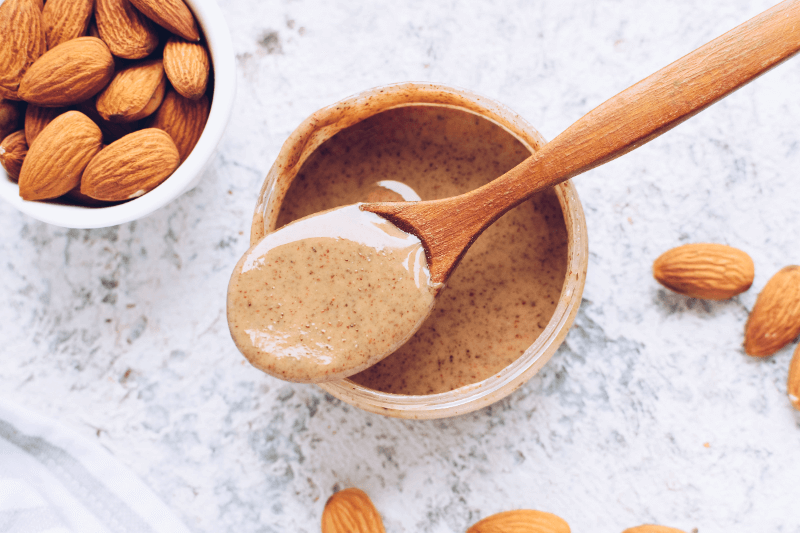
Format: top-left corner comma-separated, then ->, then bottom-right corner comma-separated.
251,82 -> 588,419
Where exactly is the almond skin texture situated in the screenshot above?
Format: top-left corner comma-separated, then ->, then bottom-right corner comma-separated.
42,0 -> 94,50
81,128 -> 179,201
467,510 -> 570,533
653,243 -> 754,300
622,526 -> 687,533
0,130 -> 28,180
128,0 -> 199,41
745,266 -> 800,357
150,88 -> 208,161
18,37 -> 115,107
18,110 -> 103,200
25,104 -> 67,144
163,36 -> 210,100
789,344 -> 800,411
0,99 -> 24,140
321,488 -> 386,533
95,0 -> 159,59
96,58 -> 165,122
0,0 -> 46,98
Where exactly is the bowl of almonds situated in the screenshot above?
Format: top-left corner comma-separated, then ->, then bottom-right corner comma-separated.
0,0 -> 234,228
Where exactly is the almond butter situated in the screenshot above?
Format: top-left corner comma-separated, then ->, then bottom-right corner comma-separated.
467,510 -> 571,533
622,526 -> 687,533
789,343 -> 800,411
96,58 -> 166,122
163,36 -> 210,100
95,0 -> 159,60
0,130 -> 28,181
150,88 -> 208,161
25,104 -> 67,144
42,0 -> 94,50
18,37 -> 115,107
653,243 -> 754,300
0,0 -> 46,98
744,266 -> 800,357
321,488 -> 386,533
128,0 -> 199,42
18,110 -> 103,200
0,98 -> 24,140
81,128 -> 180,201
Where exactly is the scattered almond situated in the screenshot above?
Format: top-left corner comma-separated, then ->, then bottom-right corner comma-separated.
81,128 -> 180,201
150,88 -> 209,161
744,266 -> 800,357
0,130 -> 28,180
25,104 -> 67,144
96,58 -> 166,122
789,344 -> 800,411
18,37 -> 115,107
622,526 -> 687,533
128,0 -> 199,42
18,111 -> 103,200
467,510 -> 571,533
653,243 -> 754,300
95,0 -> 159,60
321,488 -> 386,533
163,36 -> 210,100
42,0 -> 94,50
0,99 -> 24,140
0,0 -> 46,98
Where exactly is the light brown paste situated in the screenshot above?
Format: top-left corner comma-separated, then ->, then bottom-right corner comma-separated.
276,105 -> 569,395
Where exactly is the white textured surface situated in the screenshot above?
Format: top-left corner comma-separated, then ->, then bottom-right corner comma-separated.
1,0 -> 799,531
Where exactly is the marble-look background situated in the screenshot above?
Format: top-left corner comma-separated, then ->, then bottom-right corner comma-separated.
2,0 -> 799,531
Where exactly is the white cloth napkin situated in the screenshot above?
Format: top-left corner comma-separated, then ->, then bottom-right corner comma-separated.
0,398 -> 191,533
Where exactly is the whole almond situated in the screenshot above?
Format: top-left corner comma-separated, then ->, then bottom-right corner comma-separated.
42,0 -> 94,50
128,0 -> 199,42
0,130 -> 28,181
81,128 -> 179,201
18,110 -> 103,200
0,99 -> 24,140
653,243 -> 754,300
789,344 -> 800,411
0,0 -> 46,98
467,510 -> 571,533
96,58 -> 165,122
150,88 -> 208,161
321,488 -> 386,533
622,526 -> 687,533
95,0 -> 159,60
18,37 -> 115,107
163,36 -> 210,100
25,104 -> 67,144
744,266 -> 800,357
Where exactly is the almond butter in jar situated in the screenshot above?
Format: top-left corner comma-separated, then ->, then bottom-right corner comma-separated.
250,83 -> 588,419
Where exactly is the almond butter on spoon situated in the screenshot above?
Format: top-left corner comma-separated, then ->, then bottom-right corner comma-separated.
228,1 -> 800,383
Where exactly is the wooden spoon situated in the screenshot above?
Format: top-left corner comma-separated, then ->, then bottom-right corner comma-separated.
364,0 -> 800,285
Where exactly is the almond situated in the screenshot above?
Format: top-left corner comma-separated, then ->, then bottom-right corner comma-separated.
150,87 -> 208,161
0,130 -> 28,181
789,344 -> 800,411
75,98 -> 137,143
96,58 -> 165,122
163,36 -> 210,100
18,37 -> 115,107
128,0 -> 199,42
467,510 -> 570,533
0,98 -> 24,140
25,104 -> 67,144
18,110 -> 103,200
81,128 -> 179,201
95,0 -> 159,60
0,0 -> 46,98
321,488 -> 386,533
42,0 -> 94,50
744,266 -> 800,357
622,526 -> 687,533
653,243 -> 754,300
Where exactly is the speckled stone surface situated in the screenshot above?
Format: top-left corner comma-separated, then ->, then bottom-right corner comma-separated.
2,0 -> 799,531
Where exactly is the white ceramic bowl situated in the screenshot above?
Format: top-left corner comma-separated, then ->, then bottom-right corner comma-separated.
0,0 -> 235,228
